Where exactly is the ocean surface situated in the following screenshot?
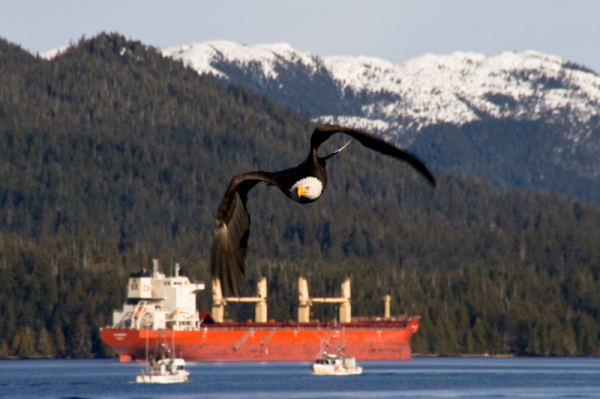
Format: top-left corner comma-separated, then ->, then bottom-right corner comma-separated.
0,357 -> 599,399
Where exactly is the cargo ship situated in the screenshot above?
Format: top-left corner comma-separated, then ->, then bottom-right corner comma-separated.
100,260 -> 419,362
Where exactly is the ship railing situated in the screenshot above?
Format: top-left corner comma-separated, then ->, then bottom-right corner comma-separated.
201,320 -> 412,330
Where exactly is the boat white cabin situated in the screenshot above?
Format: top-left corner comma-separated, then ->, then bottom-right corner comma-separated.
312,352 -> 363,376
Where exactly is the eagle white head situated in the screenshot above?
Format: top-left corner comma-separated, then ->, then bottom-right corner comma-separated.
291,177 -> 323,203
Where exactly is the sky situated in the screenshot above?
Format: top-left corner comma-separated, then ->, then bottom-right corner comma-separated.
2,0 -> 600,72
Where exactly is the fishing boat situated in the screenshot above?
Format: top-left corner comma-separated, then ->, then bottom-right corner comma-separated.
312,329 -> 363,376
136,330 -> 189,383
312,352 -> 362,376
136,357 -> 189,384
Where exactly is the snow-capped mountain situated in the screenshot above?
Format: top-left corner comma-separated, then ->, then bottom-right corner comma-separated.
160,41 -> 600,203
162,41 -> 600,147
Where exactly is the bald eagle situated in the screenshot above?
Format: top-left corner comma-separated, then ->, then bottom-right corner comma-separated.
211,124 -> 435,296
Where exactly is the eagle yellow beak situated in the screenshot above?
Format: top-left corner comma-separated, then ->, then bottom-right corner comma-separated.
297,186 -> 309,198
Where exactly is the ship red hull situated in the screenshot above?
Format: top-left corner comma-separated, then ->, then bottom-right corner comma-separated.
100,318 -> 419,362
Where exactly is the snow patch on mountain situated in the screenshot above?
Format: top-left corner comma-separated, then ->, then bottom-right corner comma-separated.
317,115 -> 393,135
162,41 -> 320,80
39,45 -> 70,59
324,50 -> 600,134
161,41 -> 600,148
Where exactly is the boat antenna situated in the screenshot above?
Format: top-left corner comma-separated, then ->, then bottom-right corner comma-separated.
334,322 -> 338,354
340,328 -> 349,357
145,327 -> 149,365
156,329 -> 161,357
314,330 -> 335,360
334,305 -> 338,329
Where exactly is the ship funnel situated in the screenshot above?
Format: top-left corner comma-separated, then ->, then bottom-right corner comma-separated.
152,259 -> 159,278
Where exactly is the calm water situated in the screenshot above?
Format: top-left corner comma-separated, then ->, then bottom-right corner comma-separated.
1,357 -> 599,399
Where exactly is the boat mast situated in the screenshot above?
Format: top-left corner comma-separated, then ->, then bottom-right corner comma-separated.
172,329 -> 175,361
145,327 -> 149,364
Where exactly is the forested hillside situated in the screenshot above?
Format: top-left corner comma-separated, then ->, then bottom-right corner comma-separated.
409,119 -> 600,204
1,34 -> 599,358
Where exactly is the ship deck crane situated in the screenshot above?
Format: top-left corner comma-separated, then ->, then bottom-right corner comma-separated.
211,277 -> 267,323
297,277 -> 351,323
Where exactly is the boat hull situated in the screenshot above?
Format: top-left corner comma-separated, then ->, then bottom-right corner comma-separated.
135,373 -> 189,384
101,318 -> 419,362
312,364 -> 363,376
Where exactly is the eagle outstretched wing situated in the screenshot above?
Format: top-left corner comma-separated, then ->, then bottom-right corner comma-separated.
211,172 -> 280,297
311,124 -> 436,185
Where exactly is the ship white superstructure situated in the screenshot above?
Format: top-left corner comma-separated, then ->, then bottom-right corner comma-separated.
112,259 -> 205,331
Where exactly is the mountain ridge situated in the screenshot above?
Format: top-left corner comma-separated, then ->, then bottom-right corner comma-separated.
155,41 -> 600,203
42,40 -> 600,141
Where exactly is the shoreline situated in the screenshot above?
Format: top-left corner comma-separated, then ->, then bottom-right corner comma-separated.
412,353 -> 515,358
